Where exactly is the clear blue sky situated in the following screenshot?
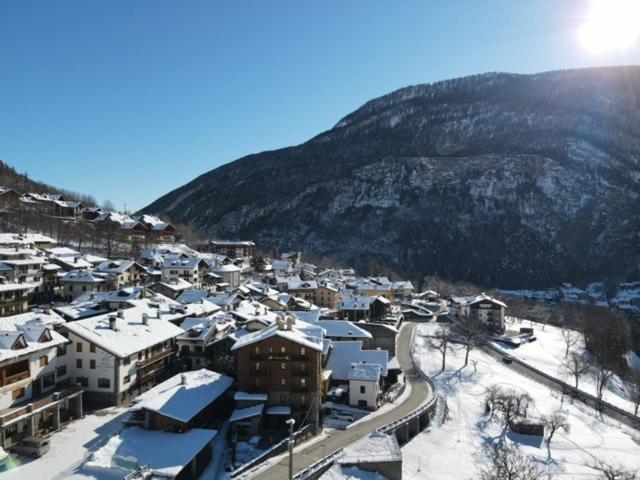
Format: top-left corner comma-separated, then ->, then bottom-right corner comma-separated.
1,0 -> 638,211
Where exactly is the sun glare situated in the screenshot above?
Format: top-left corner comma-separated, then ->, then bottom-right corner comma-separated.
579,0 -> 640,54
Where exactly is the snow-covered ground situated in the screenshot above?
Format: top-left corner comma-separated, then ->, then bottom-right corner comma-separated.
1,407 -> 127,480
401,323 -> 640,479
493,317 -> 639,415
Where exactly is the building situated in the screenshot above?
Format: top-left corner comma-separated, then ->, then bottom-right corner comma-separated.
0,247 -> 46,285
0,279 -> 34,316
231,316 -> 323,432
464,294 -> 507,331
60,271 -> 107,301
206,240 -> 255,259
213,264 -> 241,289
63,307 -> 185,406
129,369 -> 233,432
0,315 -> 83,449
348,363 -> 383,410
176,316 -> 233,370
162,256 -> 210,288
95,260 -> 145,289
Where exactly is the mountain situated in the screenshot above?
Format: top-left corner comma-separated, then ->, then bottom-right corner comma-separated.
141,66 -> 640,288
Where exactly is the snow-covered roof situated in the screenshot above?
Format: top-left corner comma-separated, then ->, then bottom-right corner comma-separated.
231,322 -> 323,352
86,426 -> 217,477
326,341 -> 388,381
63,306 -> 185,358
0,281 -> 36,293
468,293 -> 507,309
229,404 -> 264,422
0,233 -> 55,246
348,363 -> 382,382
95,259 -> 137,274
132,369 -> 233,423
214,264 -> 241,273
308,320 -> 372,339
154,278 -> 193,291
0,317 -> 67,362
234,391 -> 268,402
60,270 -> 106,283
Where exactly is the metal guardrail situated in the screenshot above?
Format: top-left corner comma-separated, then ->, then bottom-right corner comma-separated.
230,423 -> 315,479
484,342 -> 640,430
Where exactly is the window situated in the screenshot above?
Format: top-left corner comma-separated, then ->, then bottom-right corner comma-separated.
301,378 -> 306,387
90,343 -> 96,353
77,377 -> 89,387
255,362 -> 260,370
76,359 -> 82,369
76,342 -> 83,353
281,362 -> 286,370
42,373 -> 55,389
39,355 -> 48,367
300,347 -> 306,355
123,375 -> 130,384
57,344 -> 67,356
360,385 -> 366,394
90,359 -> 96,369
138,352 -> 143,360
57,365 -> 67,377
280,346 -> 286,354
281,377 -> 286,386
98,378 -> 110,389
301,394 -> 307,404
255,378 -> 260,387
123,356 -> 130,366
12,387 -> 26,400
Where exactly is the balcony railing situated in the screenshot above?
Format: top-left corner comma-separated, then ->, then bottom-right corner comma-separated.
137,348 -> 175,368
1,384 -> 83,424
2,370 -> 30,387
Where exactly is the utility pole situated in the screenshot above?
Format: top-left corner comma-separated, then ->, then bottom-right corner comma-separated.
286,418 -> 296,480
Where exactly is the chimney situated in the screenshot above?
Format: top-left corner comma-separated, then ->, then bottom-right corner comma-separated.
108,315 -> 117,331
286,316 -> 293,331
117,309 -> 124,319
142,313 -> 149,326
181,373 -> 187,385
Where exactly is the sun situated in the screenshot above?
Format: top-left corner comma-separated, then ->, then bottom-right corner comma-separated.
579,0 -> 640,54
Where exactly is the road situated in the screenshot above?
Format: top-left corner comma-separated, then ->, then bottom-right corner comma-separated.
254,321 -> 433,480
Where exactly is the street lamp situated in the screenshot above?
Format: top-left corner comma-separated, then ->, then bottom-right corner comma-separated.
286,418 -> 296,480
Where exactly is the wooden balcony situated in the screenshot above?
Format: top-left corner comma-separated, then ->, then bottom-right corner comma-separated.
1,384 -> 83,424
136,348 -> 175,368
2,370 -> 30,387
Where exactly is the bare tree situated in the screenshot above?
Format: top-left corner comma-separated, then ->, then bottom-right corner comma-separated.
587,458 -> 638,480
486,387 -> 534,432
543,411 -> 570,459
452,317 -> 486,367
595,367 -> 613,406
429,326 -> 452,372
561,327 -> 580,358
560,352 -> 589,389
480,444 -> 543,480
628,372 -> 640,416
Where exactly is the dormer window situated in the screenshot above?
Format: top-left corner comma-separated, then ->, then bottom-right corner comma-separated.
38,329 -> 52,343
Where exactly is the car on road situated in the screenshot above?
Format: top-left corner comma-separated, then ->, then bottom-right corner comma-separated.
502,355 -> 513,364
11,436 -> 50,458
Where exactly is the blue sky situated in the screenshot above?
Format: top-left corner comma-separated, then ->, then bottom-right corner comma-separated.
1,1 -> 638,211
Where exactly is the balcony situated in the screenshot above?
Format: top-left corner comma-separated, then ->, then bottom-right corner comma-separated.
137,348 -> 175,368
1,384 -> 83,424
2,370 -> 30,387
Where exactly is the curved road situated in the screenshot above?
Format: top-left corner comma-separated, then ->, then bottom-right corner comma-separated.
253,321 -> 432,480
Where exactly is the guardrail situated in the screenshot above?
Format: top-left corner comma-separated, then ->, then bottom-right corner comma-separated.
230,423 -> 315,479
484,342 -> 640,430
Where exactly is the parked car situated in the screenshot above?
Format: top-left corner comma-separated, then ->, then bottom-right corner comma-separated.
11,436 -> 50,458
502,355 -> 513,364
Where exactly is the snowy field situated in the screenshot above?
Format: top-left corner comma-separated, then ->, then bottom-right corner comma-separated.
0,407 -> 127,480
401,322 -> 640,480
493,316 -> 639,415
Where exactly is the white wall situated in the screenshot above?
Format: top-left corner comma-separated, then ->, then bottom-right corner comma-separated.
348,379 -> 379,409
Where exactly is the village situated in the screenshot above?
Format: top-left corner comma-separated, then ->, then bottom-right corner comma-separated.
0,189 -> 639,480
